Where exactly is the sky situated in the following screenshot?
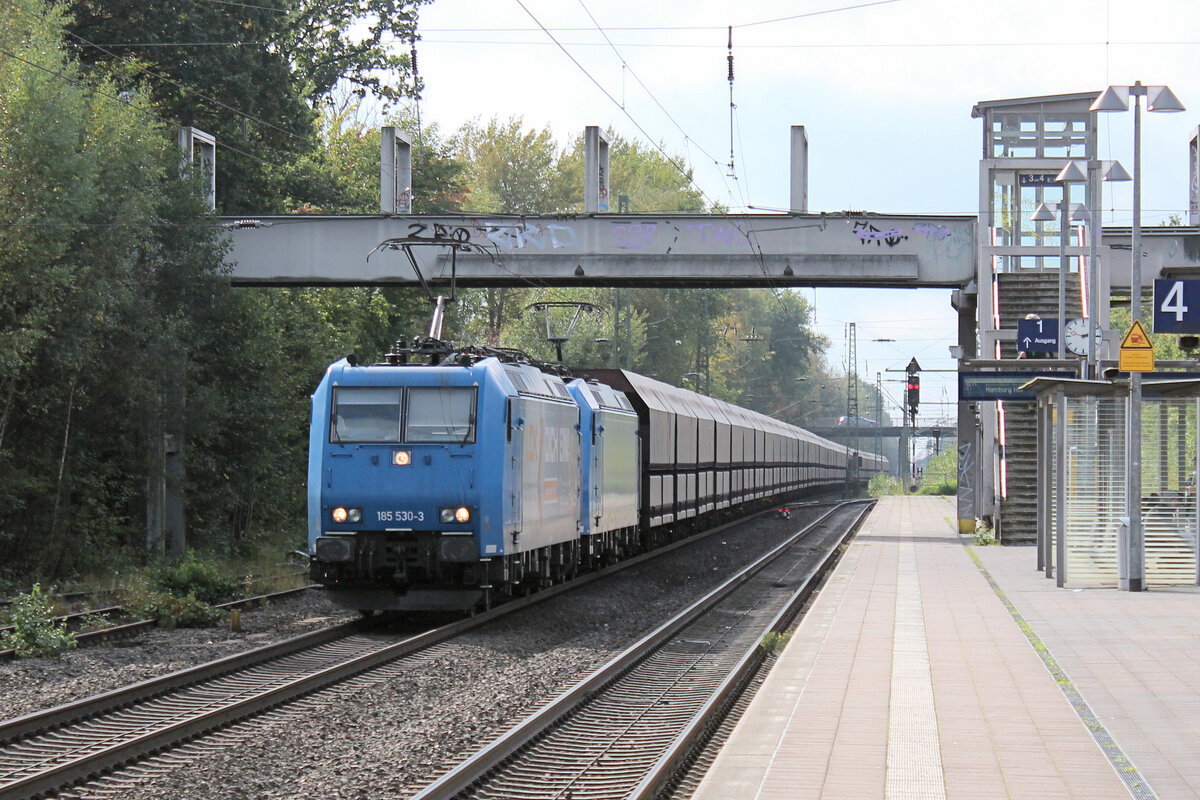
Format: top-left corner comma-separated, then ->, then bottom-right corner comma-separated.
403,0 -> 1200,425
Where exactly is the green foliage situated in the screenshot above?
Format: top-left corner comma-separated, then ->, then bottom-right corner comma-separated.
869,474 -> 905,496
555,129 -> 706,214
282,104 -> 467,215
154,552 -> 239,605
66,0 -> 429,214
126,587 -> 223,629
0,585 -> 77,658
1110,304 -> 1189,360
453,116 -> 564,214
916,450 -> 957,494
75,613 -> 112,633
973,520 -> 997,546
0,5 -> 288,578
760,631 -> 792,654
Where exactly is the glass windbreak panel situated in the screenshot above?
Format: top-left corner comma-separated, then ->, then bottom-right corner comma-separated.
332,387 -> 402,443
406,387 -> 476,443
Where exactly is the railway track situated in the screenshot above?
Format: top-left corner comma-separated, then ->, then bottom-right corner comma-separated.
0,501 -> 857,799
0,591 -> 120,612
0,616 -> 421,799
0,586 -> 316,661
411,500 -> 872,800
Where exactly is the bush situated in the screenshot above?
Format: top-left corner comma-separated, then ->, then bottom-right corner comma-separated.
154,552 -> 239,605
126,587 -> 223,629
868,474 -> 904,497
760,631 -> 792,654
0,585 -> 77,658
973,520 -> 997,546
917,481 -> 957,496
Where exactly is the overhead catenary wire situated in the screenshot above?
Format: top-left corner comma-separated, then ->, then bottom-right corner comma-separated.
192,0 -> 289,11
7,0 -> 318,149
0,44 -> 277,172
423,2 -> 905,34
726,25 -> 736,181
509,0 -> 721,213
71,40 -> 269,47
413,36 -> 1199,50
519,0 -> 806,328
573,0 -> 740,208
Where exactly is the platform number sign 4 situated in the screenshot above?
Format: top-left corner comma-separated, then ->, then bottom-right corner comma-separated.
1153,279 -> 1200,334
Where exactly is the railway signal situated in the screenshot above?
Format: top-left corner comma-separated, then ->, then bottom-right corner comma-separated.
905,358 -> 921,422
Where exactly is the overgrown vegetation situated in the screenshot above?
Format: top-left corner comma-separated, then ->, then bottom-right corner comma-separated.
153,552 -> 240,606
868,474 -> 905,496
124,587 -> 224,629
0,585 -> 77,658
973,520 -> 997,546
916,450 -> 957,495
760,631 -> 792,654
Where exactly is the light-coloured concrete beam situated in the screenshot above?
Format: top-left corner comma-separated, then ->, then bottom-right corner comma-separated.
1100,226 -> 1200,287
222,212 -> 977,288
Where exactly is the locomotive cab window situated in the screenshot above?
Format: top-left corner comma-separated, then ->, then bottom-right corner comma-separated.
331,388 -> 402,443
405,387 -> 477,444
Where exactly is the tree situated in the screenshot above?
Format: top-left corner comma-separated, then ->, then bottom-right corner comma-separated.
282,101 -> 467,215
0,0 -> 237,576
555,130 -> 706,214
453,116 -> 566,214
64,0 -> 429,213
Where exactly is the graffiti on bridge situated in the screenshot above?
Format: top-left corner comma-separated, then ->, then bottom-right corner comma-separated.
853,221 -> 908,247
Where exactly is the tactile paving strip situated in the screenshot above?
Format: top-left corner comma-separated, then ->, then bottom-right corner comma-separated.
885,539 -> 948,800
966,546 -> 1159,800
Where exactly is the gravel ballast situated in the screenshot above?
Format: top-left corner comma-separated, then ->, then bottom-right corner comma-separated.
0,590 -> 358,721
4,505 -> 837,799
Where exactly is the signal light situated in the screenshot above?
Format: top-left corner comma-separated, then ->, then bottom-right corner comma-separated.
906,374 -> 920,418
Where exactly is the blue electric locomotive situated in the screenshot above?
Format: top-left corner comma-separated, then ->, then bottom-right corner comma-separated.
308,341 -> 639,611
308,339 -> 887,613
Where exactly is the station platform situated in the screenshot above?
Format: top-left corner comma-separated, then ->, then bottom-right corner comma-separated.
693,495 -> 1200,799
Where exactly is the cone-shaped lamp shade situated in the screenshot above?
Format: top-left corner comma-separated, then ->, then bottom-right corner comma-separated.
1055,161 -> 1088,183
1091,85 -> 1129,112
1102,160 -> 1132,182
1031,203 -> 1057,222
1147,85 -> 1185,112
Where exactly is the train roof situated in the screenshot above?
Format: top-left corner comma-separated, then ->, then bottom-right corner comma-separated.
569,378 -> 637,413
552,368 -> 885,462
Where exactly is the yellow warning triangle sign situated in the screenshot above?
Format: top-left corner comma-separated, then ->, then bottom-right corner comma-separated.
1121,320 -> 1154,350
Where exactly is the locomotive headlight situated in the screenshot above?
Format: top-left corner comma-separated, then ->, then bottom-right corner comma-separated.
331,507 -> 362,524
440,506 -> 471,524
392,449 -> 411,466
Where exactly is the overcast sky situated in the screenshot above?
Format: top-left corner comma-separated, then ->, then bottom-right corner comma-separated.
407,0 -> 1200,422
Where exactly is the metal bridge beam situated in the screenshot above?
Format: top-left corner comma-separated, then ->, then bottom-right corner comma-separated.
221,212 -> 977,288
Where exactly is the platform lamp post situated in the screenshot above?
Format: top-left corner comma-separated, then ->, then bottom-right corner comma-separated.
1034,160 -> 1129,374
1092,81 -> 1186,592
1031,182 -> 1089,361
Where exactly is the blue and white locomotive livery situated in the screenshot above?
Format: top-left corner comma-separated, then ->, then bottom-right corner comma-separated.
307,339 -> 887,612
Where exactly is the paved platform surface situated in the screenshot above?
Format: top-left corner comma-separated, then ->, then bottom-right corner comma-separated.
693,495 -> 1200,799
